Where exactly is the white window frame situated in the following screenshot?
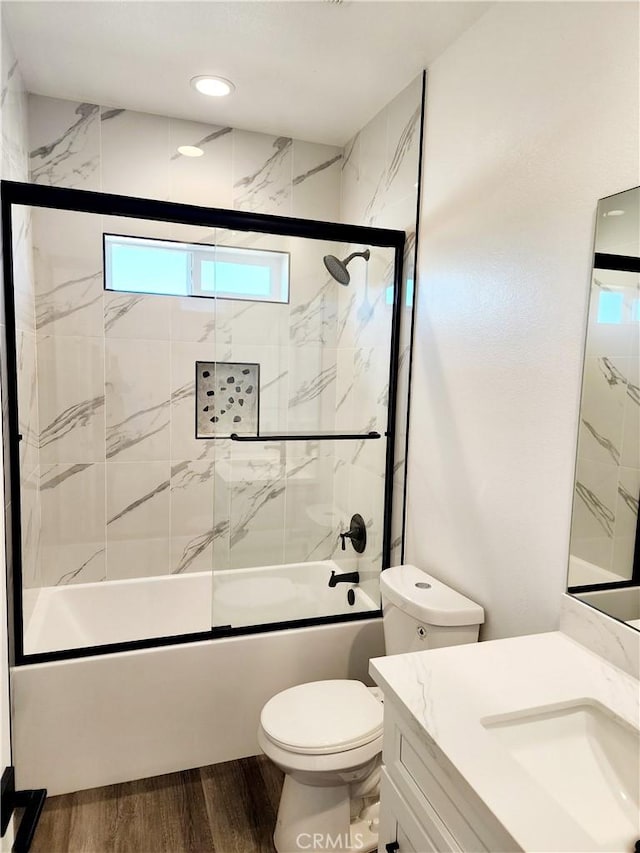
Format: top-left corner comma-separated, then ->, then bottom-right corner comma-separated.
103,233 -> 290,304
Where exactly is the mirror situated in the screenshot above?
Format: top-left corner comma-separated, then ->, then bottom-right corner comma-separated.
567,186 -> 639,630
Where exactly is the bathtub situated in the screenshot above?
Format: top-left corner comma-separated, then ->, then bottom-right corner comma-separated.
576,586 -> 640,630
13,560 -> 384,795
22,560 -> 375,655
567,554 -> 629,587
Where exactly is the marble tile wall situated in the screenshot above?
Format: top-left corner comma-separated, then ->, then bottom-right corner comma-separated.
337,75 -> 423,602
28,95 -> 344,219
26,95 -> 349,585
570,269 -> 640,581
0,30 -> 39,595
30,217 -> 349,584
20,81 -> 421,593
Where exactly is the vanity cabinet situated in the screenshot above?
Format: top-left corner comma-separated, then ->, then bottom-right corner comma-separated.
377,698 -> 519,853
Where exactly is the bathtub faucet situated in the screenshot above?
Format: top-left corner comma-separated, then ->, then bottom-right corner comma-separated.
328,570 -> 360,587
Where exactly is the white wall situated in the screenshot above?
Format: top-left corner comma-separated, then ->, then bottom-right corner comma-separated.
406,2 -> 640,640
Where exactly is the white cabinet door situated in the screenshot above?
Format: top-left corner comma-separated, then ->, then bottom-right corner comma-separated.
382,703 -> 518,852
378,768 -> 460,853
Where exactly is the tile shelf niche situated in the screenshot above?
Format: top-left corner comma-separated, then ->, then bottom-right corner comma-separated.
196,360 -> 260,440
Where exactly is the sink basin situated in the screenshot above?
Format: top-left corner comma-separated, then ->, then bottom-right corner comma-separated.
483,701 -> 639,851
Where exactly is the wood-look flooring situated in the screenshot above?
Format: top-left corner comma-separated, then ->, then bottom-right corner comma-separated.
31,756 -> 283,853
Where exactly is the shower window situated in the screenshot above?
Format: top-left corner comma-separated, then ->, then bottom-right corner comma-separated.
2,180 -> 405,664
104,233 -> 290,303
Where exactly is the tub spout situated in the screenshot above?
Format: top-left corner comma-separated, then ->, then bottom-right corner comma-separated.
328,570 -> 360,588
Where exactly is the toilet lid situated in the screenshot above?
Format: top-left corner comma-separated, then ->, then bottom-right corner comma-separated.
260,680 -> 383,755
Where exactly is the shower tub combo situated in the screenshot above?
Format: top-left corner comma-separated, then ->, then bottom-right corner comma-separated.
22,561 -> 376,654
15,561 -> 383,795
3,180 -> 406,796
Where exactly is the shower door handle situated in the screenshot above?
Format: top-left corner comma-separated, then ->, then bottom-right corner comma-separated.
229,431 -> 381,442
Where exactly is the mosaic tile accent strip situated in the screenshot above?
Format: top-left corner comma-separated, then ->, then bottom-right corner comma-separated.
196,361 -> 260,439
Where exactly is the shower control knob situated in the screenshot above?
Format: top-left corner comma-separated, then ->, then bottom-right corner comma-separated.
338,513 -> 367,554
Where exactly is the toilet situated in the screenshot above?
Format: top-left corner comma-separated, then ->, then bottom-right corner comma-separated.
258,565 -> 485,853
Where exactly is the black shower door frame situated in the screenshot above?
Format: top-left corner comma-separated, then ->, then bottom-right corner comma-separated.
1,179 -> 405,665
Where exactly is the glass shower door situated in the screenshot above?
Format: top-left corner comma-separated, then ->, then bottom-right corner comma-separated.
3,179 -> 403,662
12,203 -> 229,655
208,227 -> 397,632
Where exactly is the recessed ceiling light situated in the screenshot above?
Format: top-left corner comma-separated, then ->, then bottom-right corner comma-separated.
177,145 -> 204,158
604,209 -> 625,217
191,76 -> 235,97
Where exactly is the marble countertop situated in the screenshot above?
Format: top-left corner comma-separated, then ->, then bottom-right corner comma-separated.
370,631 -> 640,853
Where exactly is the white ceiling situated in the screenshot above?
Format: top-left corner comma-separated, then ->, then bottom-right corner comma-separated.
4,1 -> 490,146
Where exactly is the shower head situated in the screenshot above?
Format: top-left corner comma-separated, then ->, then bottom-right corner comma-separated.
323,249 -> 370,285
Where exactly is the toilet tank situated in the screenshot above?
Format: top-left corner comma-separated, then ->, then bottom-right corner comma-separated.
380,565 -> 484,654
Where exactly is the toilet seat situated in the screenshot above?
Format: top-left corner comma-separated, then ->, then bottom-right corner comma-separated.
260,680 -> 383,755
258,726 -> 383,778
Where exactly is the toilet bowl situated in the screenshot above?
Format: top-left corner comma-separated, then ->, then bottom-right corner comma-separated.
259,680 -> 383,853
259,565 -> 485,853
